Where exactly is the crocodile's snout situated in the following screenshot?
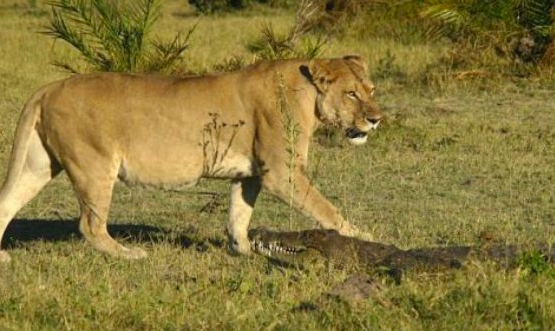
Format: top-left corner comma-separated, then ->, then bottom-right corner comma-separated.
250,239 -> 307,257
248,227 -> 307,257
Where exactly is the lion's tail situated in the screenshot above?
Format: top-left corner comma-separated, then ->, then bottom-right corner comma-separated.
0,88 -> 46,200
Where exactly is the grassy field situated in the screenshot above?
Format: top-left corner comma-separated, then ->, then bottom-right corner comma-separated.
1,1 -> 555,330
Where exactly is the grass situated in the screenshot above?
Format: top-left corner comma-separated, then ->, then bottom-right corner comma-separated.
1,0 -> 555,330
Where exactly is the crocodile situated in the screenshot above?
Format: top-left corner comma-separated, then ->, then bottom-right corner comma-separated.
248,227 -> 555,276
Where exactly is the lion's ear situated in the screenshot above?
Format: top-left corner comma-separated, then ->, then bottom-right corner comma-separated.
343,54 -> 368,73
306,60 -> 334,92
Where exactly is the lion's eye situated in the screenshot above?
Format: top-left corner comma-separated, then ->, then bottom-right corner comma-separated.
346,91 -> 358,99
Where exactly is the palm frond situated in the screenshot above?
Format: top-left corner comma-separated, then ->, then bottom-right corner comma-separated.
245,0 -> 328,61
421,3 -> 470,40
144,23 -> 197,73
511,0 -> 554,37
45,0 -> 190,73
45,7 -> 112,70
246,24 -> 294,60
295,34 -> 328,59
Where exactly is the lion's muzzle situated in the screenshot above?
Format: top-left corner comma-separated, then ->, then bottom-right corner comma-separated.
346,114 -> 381,145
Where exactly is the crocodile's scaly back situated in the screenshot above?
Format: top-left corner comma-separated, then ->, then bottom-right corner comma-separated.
248,227 -> 555,274
248,228 -> 470,270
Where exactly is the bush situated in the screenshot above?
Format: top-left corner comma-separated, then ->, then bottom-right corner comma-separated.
188,0 -> 245,14
45,0 -> 195,73
245,0 -> 328,60
329,0 -> 555,76
421,0 -> 555,64
188,0 -> 294,14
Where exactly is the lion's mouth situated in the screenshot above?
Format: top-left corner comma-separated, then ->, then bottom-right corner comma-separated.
345,128 -> 368,145
346,127 -> 367,139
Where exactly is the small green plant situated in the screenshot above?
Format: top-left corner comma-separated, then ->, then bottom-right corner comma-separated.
277,74 -> 300,229
45,0 -> 195,73
247,24 -> 294,60
246,0 -> 328,60
518,250 -> 555,277
201,113 -> 245,177
212,55 -> 246,73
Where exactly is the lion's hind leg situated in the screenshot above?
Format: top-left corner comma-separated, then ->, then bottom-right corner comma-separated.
65,160 -> 147,259
0,131 -> 61,262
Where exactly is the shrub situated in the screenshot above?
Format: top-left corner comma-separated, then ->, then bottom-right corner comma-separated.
245,0 -> 328,60
421,0 -> 555,64
331,0 -> 555,77
188,0 -> 245,14
188,0 -> 294,14
45,0 -> 195,73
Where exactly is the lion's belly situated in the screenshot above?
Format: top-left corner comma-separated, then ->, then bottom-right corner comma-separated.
202,152 -> 258,178
117,156 -> 204,189
117,151 -> 257,189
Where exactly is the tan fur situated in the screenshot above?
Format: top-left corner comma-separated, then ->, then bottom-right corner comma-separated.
0,56 -> 382,261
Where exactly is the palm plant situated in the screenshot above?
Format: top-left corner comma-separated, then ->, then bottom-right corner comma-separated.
421,0 -> 553,42
45,0 -> 195,73
420,0 -> 555,64
246,0 -> 328,60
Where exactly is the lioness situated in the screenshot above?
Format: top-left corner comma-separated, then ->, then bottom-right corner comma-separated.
0,56 -> 381,262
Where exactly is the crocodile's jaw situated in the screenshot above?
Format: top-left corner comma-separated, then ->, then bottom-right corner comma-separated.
250,235 -> 307,258
248,228 -> 308,259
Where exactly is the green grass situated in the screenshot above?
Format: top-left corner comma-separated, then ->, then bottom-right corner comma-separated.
1,1 -> 555,330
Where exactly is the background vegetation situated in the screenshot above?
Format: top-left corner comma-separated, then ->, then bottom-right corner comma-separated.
0,0 -> 554,330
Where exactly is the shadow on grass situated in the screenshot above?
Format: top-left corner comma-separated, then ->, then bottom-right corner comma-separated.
1,218 -> 210,250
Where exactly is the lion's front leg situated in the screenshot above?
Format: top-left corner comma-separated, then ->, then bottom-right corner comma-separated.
263,170 -> 360,237
227,177 -> 262,255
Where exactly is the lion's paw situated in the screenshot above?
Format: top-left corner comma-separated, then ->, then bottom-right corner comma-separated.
338,223 -> 360,237
357,231 -> 374,242
229,237 -> 252,256
118,247 -> 148,259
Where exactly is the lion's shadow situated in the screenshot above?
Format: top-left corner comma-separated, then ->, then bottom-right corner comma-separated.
1,219 -> 219,250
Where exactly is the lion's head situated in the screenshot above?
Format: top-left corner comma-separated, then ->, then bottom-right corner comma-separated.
304,55 -> 382,145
